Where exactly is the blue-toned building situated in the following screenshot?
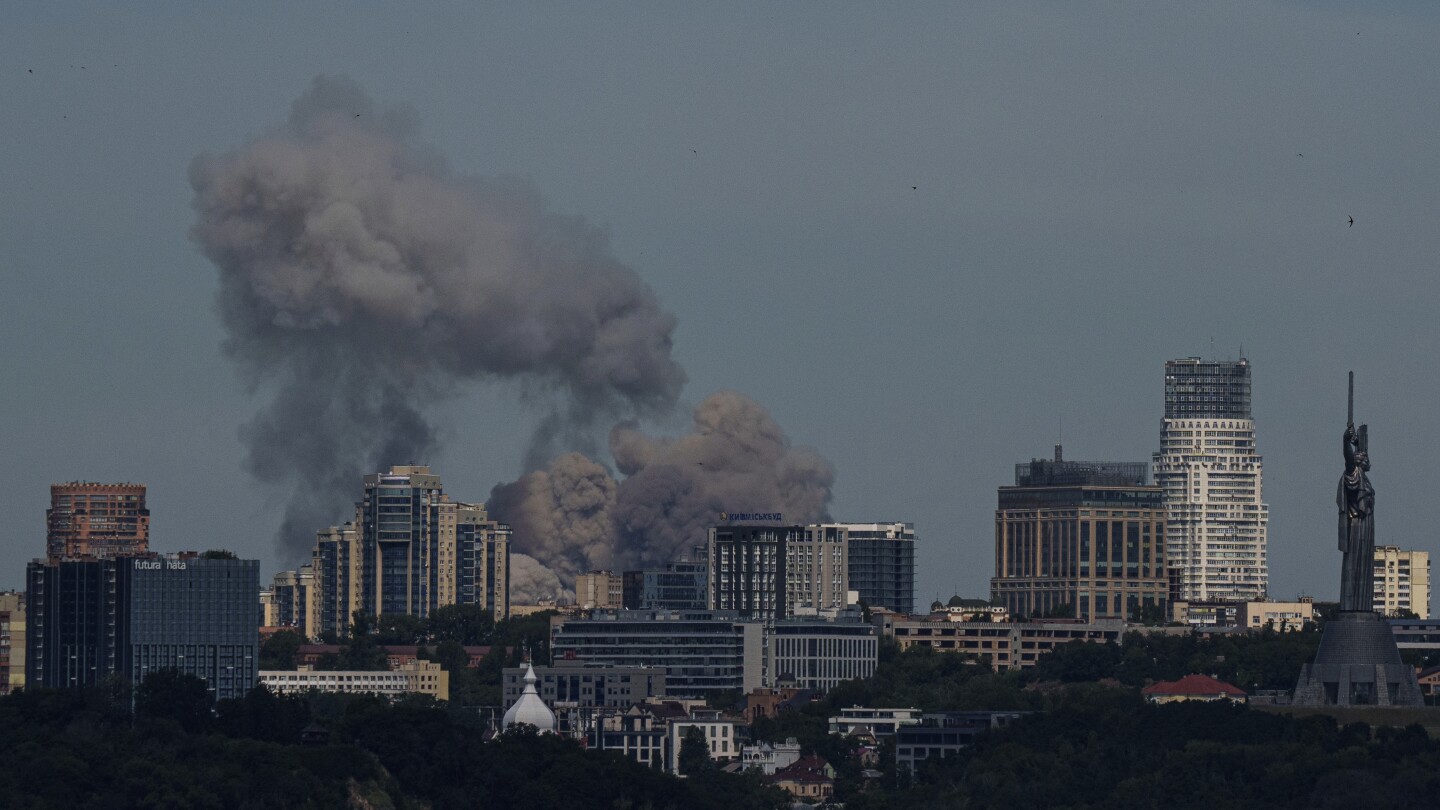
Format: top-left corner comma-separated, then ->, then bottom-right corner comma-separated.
27,554 -> 259,701
118,555 -> 259,702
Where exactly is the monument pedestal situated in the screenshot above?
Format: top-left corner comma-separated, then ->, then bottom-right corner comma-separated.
1293,611 -> 1423,707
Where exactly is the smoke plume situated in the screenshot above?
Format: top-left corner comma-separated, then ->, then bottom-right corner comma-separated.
190,75 -> 685,559
491,391 -> 836,586
508,553 -> 575,604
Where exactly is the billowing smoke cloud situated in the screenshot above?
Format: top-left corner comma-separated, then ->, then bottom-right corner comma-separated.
190,75 -> 685,559
491,391 -> 836,588
508,553 -> 574,604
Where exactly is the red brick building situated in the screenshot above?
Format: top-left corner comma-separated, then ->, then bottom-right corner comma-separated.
47,482 -> 149,561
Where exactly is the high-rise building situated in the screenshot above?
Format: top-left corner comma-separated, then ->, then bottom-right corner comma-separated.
359,466 -> 445,618
990,448 -> 1168,621
0,592 -> 25,695
623,561 -> 708,611
1374,546 -> 1431,619
27,554 -> 259,700
264,566 -> 317,637
46,482 -> 150,562
829,522 -> 916,615
575,571 -> 623,609
313,522 -> 362,639
118,555 -> 259,702
708,525 -> 798,620
299,468 -> 510,637
788,526 -> 849,614
1153,358 -> 1269,602
454,502 -> 510,620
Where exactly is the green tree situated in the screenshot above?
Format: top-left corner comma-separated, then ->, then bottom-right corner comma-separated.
678,726 -> 712,775
374,612 -> 427,645
135,669 -> 213,733
259,629 -> 304,670
428,603 -> 495,645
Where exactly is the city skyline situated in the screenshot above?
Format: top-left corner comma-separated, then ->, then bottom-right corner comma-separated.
5,5 -> 1440,606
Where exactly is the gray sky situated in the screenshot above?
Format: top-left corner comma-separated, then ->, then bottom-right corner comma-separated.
4,2 -> 1439,604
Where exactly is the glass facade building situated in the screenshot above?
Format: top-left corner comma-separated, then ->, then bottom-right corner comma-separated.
623,561 -> 708,611
835,522 -> 916,615
551,610 -> 765,698
27,555 -> 259,700
118,556 -> 259,702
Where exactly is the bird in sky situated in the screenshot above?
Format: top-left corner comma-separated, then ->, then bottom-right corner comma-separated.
1348,216 -> 1354,227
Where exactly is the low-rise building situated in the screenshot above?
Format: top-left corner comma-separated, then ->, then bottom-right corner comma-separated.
768,755 -> 835,801
740,738 -> 802,775
588,704 -> 666,768
743,686 -> 817,721
768,615 -> 877,691
1237,600 -> 1314,632
880,616 -> 1126,671
1141,674 -> 1246,704
895,711 -> 1027,774
551,610 -> 764,699
260,661 -> 449,701
665,711 -> 741,774
1389,618 -> 1440,654
502,663 -> 667,708
828,706 -> 922,737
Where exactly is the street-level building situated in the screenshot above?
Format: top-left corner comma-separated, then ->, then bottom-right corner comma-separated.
895,711 -> 1027,774
551,610 -> 764,698
664,712 -> 741,774
1373,546 -> 1430,619
502,663 -> 667,708
879,615 -> 1127,671
1142,674 -> 1247,704
768,615 -> 877,692
1236,600 -> 1314,631
1153,357 -> 1269,602
991,448 -> 1168,621
828,706 -> 922,737
262,660 -> 449,701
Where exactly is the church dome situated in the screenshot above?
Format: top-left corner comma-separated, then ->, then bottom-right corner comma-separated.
502,663 -> 556,734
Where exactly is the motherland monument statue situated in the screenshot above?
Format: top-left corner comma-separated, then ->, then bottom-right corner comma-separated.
1292,373 -> 1423,707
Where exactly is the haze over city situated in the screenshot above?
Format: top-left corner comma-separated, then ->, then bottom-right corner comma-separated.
5,3 -> 1440,605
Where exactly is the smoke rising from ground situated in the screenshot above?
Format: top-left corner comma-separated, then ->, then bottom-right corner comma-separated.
190,75 -> 685,559
491,391 -> 836,590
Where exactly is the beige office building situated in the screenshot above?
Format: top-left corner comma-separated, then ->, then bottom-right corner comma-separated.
877,613 -> 1126,672
260,660 -> 449,701
991,450 -> 1168,621
1374,546 -> 1430,619
788,525 -> 850,614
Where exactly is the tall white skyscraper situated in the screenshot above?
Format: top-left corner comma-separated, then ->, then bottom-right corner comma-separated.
1153,358 -> 1269,602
